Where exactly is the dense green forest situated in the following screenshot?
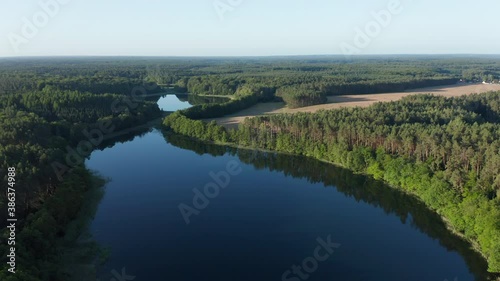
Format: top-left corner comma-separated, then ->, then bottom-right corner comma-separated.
147,55 -> 500,109
276,84 -> 327,108
180,84 -> 276,119
163,91 -> 500,273
2,56 -> 500,109
2,56 -> 500,279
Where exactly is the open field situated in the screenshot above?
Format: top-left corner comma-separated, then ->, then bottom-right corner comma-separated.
210,83 -> 500,129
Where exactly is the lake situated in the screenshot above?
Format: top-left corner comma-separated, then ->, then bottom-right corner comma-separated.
156,94 -> 230,111
85,95 -> 491,281
156,94 -> 192,111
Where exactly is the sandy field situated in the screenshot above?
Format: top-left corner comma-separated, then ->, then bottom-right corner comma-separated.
209,83 -> 500,129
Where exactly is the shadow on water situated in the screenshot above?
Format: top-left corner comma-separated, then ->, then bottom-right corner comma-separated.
163,131 -> 498,281
184,94 -> 231,105
58,129 -> 155,280
96,127 -> 153,151
56,176 -> 108,281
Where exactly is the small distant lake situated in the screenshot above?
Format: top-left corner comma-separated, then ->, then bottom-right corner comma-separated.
157,94 -> 231,112
157,94 -> 192,111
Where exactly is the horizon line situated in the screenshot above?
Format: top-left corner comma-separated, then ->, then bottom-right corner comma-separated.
2,53 -> 500,59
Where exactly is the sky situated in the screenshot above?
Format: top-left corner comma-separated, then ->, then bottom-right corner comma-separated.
0,0 -> 499,57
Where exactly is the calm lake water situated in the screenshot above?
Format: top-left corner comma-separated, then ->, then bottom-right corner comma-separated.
85,95 -> 491,281
156,94 -> 192,111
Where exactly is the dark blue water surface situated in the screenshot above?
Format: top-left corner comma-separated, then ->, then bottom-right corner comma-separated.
86,128 -> 492,281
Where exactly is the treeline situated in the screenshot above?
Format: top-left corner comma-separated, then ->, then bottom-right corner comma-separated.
180,84 -> 275,119
0,58 -> 162,96
276,84 -> 327,108
316,77 -> 459,95
183,76 -> 243,96
183,94 -> 230,106
163,92 -> 500,272
0,74 -> 161,97
36,76 -> 161,96
462,69 -> 500,83
164,113 -> 230,143
275,78 -> 458,109
7,86 -> 160,124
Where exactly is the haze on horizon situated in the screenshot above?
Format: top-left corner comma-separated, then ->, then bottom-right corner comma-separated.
1,0 -> 499,57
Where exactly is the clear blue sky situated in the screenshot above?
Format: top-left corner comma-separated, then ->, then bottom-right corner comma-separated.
0,0 -> 498,57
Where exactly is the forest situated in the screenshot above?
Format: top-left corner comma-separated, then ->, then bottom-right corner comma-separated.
160,56 -> 499,109
3,56 -> 499,109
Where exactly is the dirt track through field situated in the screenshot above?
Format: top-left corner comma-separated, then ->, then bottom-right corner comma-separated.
208,83 -> 500,129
